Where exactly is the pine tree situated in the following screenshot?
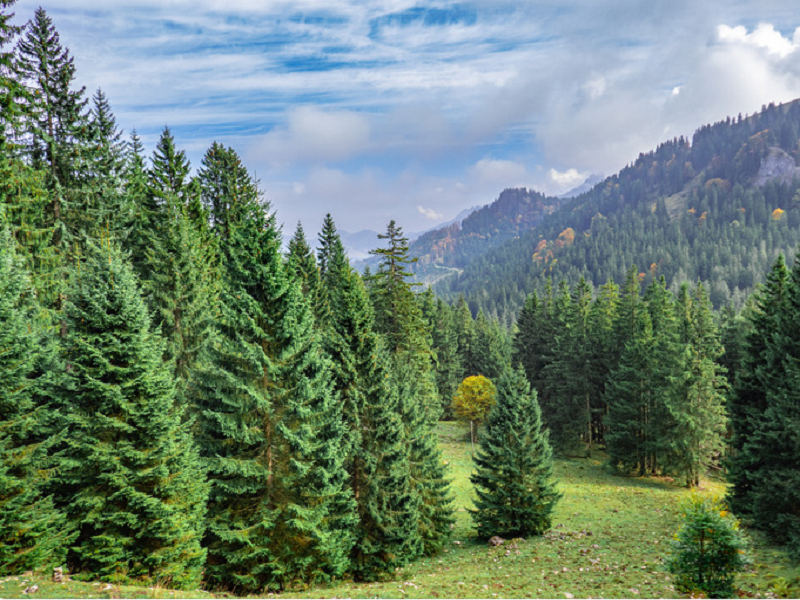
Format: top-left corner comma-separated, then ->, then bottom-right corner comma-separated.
0,0 -> 28,147
605,306 -> 657,475
727,255 -> 790,517
454,295 -> 477,378
471,366 -> 560,538
541,278 -> 593,456
287,221 -> 321,302
431,298 -> 462,419
196,153 -> 354,591
16,7 -> 89,230
669,283 -> 727,487
54,240 -> 207,588
0,227 -> 72,575
745,251 -> 800,555
317,227 -> 420,579
585,279 -> 619,449
370,220 -> 454,556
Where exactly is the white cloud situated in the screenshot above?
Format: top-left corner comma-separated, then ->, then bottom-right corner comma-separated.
251,106 -> 371,164
417,205 -> 444,220
547,168 -> 586,191
717,23 -> 800,58
584,76 -> 606,100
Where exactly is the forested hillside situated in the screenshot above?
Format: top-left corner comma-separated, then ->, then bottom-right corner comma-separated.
409,187 -> 562,284
435,101 -> 800,325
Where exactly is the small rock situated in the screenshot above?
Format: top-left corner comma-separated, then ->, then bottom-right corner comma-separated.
488,535 -> 505,547
22,585 -> 38,595
52,567 -> 64,583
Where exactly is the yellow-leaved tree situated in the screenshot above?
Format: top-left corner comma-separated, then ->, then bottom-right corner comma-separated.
452,375 -> 497,450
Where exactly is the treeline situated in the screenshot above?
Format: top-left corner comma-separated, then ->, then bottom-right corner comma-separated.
0,4 -> 463,591
511,256 -> 800,559
439,102 -> 800,326
512,271 -> 727,487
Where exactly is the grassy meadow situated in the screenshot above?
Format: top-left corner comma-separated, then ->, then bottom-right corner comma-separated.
1,421 -> 797,599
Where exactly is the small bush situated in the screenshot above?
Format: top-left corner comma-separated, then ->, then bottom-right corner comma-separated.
666,495 -> 749,598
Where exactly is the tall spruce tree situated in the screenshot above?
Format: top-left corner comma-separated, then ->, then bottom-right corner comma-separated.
727,254 -> 790,517
317,223 -> 421,578
0,227 -> 72,575
196,149 -> 354,591
53,240 -> 207,588
669,283 -> 727,487
746,251 -> 800,555
471,366 -> 560,538
16,7 -> 89,234
370,220 -> 454,556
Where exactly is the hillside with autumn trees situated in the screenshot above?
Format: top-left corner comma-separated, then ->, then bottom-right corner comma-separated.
424,100 -> 800,325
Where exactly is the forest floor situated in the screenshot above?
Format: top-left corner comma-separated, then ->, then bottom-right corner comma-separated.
1,421 -> 798,599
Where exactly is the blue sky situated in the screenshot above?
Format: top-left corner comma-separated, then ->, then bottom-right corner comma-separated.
11,0 -> 800,235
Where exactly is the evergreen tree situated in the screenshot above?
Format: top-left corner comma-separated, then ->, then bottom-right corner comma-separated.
431,298 -> 463,419
370,220 -> 454,556
471,366 -> 560,538
669,283 -> 727,487
727,255 -> 790,517
454,295 -> 477,378
585,279 -> 620,448
605,306 -> 658,474
317,227 -> 420,578
54,240 -> 207,588
541,278 -> 593,456
746,250 -> 800,555
0,227 -> 72,575
16,7 -> 89,231
196,156 -> 354,591
286,221 -> 321,301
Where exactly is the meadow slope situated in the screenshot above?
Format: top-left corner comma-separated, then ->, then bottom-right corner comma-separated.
1,422 -> 797,599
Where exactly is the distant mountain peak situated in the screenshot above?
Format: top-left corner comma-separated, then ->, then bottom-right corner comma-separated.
558,174 -> 605,199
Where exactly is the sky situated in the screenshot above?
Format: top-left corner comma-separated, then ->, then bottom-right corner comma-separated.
10,0 -> 800,235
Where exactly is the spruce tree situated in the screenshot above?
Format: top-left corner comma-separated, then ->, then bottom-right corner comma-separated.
317,226 -> 420,578
287,221 -> 321,302
54,240 -> 207,588
0,227 -> 72,575
727,255 -> 789,517
196,150 -> 354,591
605,306 -> 657,474
746,251 -> 800,555
370,220 -> 454,556
16,7 -> 89,228
669,283 -> 727,487
471,366 -> 560,538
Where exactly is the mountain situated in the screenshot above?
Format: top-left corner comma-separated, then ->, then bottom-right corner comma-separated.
433,100 -> 800,325
343,205 -> 481,266
558,173 -> 604,198
408,188 -> 565,285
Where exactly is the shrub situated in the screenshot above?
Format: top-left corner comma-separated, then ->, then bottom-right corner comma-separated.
666,495 -> 749,598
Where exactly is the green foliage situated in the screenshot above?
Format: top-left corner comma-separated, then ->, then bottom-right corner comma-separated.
471,367 -> 561,539
667,496 -> 749,598
54,240 -> 208,588
0,227 -> 72,574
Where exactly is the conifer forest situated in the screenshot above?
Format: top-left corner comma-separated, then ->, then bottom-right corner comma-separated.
3,2 -> 800,598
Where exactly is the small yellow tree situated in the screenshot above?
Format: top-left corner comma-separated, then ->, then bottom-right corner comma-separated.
452,375 -> 497,449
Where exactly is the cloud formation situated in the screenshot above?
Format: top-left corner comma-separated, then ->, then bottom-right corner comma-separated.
12,1 -> 800,233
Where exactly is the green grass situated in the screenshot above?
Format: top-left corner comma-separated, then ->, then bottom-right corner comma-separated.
2,421 -> 798,599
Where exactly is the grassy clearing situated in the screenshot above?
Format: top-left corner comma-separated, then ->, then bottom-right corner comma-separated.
2,421 -> 798,599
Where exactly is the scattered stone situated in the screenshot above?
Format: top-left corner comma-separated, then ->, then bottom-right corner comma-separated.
52,567 -> 64,583
488,536 -> 505,547
21,585 -> 38,595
